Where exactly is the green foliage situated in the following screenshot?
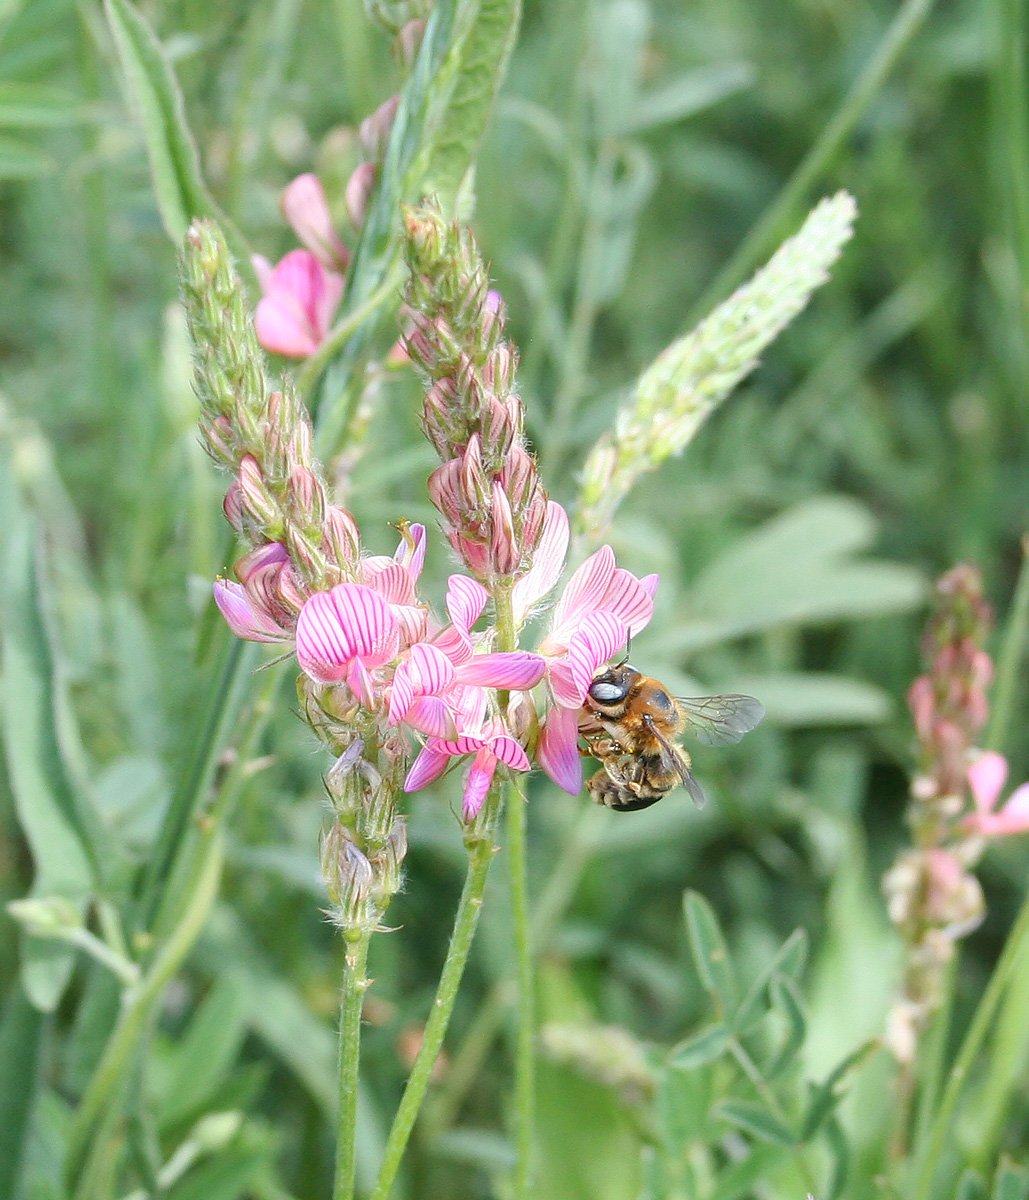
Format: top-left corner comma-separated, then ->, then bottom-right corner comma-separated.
0,0 -> 1027,1196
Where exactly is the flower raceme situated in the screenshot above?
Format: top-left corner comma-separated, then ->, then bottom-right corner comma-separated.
213,499 -> 661,814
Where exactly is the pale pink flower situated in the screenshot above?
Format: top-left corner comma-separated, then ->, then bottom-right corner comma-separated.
213,542 -> 300,642
358,523 -> 430,649
514,502 -> 658,794
281,173 -> 350,272
963,751 -> 1029,837
403,685 -> 531,819
253,249 -> 344,358
295,583 -> 399,707
213,579 -> 290,643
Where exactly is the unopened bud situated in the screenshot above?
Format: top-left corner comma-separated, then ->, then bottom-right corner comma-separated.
489,482 -> 519,576
345,161 -> 377,230
359,95 -> 399,161
237,455 -> 280,532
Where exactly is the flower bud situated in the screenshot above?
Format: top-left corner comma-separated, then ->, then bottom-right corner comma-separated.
345,161 -> 377,230
359,95 -> 399,160
323,505 -> 361,569
489,483 -> 519,576
237,455 -> 280,532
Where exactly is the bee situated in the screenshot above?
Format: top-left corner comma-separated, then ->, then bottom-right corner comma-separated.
578,663 -> 765,812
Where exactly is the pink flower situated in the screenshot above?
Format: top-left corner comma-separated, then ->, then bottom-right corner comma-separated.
357,523 -> 430,649
514,502 -> 658,794
295,583 -> 399,707
403,685 -> 531,820
213,542 -> 301,642
963,752 -> 1029,838
253,249 -> 344,358
214,579 -> 290,642
281,173 -> 349,271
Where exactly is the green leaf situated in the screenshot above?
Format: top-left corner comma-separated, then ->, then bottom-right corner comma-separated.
714,1100 -> 796,1147
0,134 -> 52,178
668,1023 -> 729,1070
158,974 -> 251,1128
0,460 -> 95,1011
618,62 -> 754,135
710,1143 -> 788,1200
102,0 -> 248,264
684,891 -> 738,1016
800,1039 -> 878,1141
419,0 -> 522,204
728,672 -> 892,727
992,1161 -> 1029,1200
766,973 -> 807,1077
0,987 -> 44,1200
824,1114 -> 850,1200
733,928 -> 808,1034
0,82 -> 82,128
957,1168 -> 989,1200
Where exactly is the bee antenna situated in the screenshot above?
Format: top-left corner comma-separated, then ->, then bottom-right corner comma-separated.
616,635 -> 632,668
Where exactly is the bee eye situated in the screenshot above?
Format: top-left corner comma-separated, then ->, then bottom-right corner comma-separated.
589,681 -> 625,703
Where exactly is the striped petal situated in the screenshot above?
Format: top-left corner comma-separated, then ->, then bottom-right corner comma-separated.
436,733 -> 487,756
455,651 -> 546,690
564,612 -> 628,704
403,695 -> 458,739
463,748 -> 498,820
213,579 -> 286,642
604,569 -> 655,638
403,743 -> 452,792
548,659 -> 582,709
488,733 -> 530,772
512,501 -> 569,625
347,656 -> 377,708
364,562 -> 416,606
550,545 -> 616,642
446,574 -> 489,633
393,523 -> 427,580
295,583 -> 397,683
537,705 -> 583,795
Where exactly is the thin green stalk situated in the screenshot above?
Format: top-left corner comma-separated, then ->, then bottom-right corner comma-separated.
986,534 -> 1029,753
493,585 -> 536,1196
505,775 -> 535,1199
911,891 -> 1029,1200
334,934 -> 372,1200
65,827 -> 225,1190
368,792 -> 501,1200
689,0 -> 936,322
296,268 -> 405,400
907,957 -> 956,1167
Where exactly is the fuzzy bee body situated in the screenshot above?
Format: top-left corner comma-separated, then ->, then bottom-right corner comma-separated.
578,664 -> 764,812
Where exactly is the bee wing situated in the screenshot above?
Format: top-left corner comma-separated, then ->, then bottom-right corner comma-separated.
642,714 -> 707,809
676,694 -> 765,746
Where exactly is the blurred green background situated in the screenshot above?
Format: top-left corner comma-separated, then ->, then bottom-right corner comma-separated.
1,0 -> 1027,1197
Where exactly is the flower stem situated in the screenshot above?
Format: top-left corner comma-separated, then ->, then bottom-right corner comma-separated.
334,933 -> 372,1200
368,793 -> 500,1200
505,773 -> 535,1198
492,584 -> 536,1195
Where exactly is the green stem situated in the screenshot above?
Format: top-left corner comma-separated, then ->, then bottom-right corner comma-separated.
493,584 -> 536,1195
65,827 -> 225,1191
296,268 -> 404,400
334,934 -> 372,1200
368,794 -> 501,1200
911,891 -> 1029,1200
688,0 -> 936,321
506,774 -> 535,1199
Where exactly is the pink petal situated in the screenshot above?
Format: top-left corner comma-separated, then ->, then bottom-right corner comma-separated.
405,642 -> 456,695
388,666 -> 415,724
404,743 -> 453,792
255,294 -> 318,358
213,579 -> 286,642
537,705 -> 583,795
512,500 -> 570,625
551,545 -> 616,638
454,652 -> 546,690
295,584 -> 397,683
347,656 -> 378,708
391,603 -> 429,650
463,748 -> 498,820
252,254 -> 274,291
548,659 -> 584,709
488,733 -> 531,772
235,541 -> 289,583
437,733 -> 487,757
364,562 -> 416,606
281,173 -> 349,270
603,568 -> 655,638
969,751 -> 1008,814
640,574 -> 659,598
565,612 -> 628,704
998,783 -> 1029,833
446,575 -> 489,633
403,695 -> 458,739
394,523 -> 426,581
448,684 -> 488,733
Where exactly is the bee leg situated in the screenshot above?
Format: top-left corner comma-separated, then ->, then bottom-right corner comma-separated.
586,769 -> 661,812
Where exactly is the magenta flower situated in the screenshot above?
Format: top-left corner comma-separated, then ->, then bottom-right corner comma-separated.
513,502 -> 658,794
357,523 -> 430,649
212,542 -> 300,643
963,752 -> 1029,838
281,173 -> 349,272
295,583 -> 399,707
214,578 -> 290,643
403,685 -> 531,820
253,249 -> 344,358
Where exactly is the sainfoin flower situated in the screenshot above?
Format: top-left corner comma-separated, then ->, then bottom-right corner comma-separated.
253,249 -> 344,358
519,502 -> 658,794
963,752 -> 1029,837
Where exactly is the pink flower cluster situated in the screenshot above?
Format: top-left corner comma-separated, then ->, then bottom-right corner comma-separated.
253,97 -> 399,359
214,500 -> 659,819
